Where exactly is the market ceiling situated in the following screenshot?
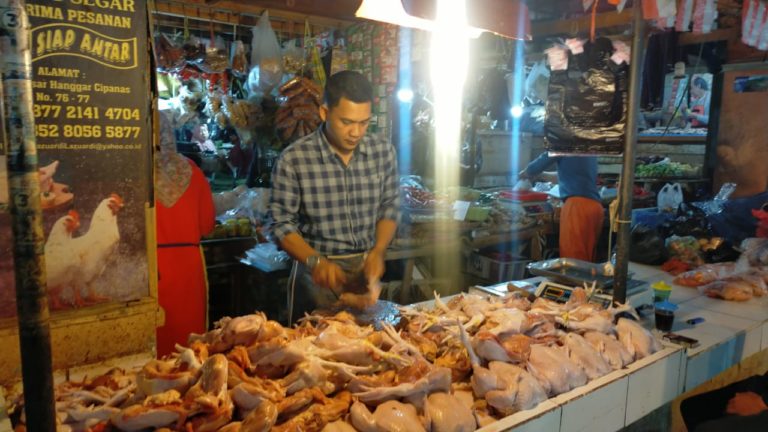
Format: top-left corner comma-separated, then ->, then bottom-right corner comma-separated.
166,0 -> 638,39
196,0 -> 532,39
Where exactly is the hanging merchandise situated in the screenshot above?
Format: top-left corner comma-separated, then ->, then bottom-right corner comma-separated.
155,33 -> 185,72
331,37 -> 349,75
692,0 -> 717,34
283,39 -> 304,75
524,60 -> 550,104
305,21 -> 327,88
275,77 -> 323,143
742,0 -> 768,50
231,40 -> 249,77
544,37 -> 629,155
250,11 -> 284,96
676,0 -> 695,32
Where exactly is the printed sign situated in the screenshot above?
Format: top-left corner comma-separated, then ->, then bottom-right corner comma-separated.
0,0 -> 151,317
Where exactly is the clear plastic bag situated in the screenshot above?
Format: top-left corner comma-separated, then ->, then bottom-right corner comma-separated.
250,11 -> 283,96
694,182 -> 736,216
230,40 -> 249,76
282,39 -> 304,75
524,61 -> 550,104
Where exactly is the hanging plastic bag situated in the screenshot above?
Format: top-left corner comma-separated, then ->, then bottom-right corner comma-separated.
230,40 -> 248,77
283,39 -> 304,75
305,22 -> 326,88
330,39 -> 349,76
544,37 -> 629,155
524,60 -> 550,104
250,11 -> 283,96
657,183 -> 684,213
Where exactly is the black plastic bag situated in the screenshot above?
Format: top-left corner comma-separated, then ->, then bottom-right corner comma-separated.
545,38 -> 628,155
660,203 -> 711,239
630,224 -> 667,265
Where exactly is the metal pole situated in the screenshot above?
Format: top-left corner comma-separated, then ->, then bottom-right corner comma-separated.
1,1 -> 56,430
613,6 -> 646,304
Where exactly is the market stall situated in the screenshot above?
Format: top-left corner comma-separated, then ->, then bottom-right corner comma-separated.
3,0 -> 768,431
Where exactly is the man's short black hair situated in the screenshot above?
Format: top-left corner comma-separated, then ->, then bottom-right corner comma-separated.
323,70 -> 373,108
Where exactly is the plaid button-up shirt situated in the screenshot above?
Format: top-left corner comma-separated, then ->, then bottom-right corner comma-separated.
270,127 -> 400,255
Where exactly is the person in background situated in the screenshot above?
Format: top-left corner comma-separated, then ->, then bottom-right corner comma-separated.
519,154 -> 603,262
155,110 -> 215,357
686,75 -> 711,127
270,71 -> 400,321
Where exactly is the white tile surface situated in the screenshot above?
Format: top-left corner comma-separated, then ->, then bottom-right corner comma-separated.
685,295 -> 768,322
762,321 -> 768,350
743,325 -> 764,361
671,303 -> 759,356
625,348 -> 684,425
629,263 -> 667,280
558,374 -> 629,432
478,401 -> 561,432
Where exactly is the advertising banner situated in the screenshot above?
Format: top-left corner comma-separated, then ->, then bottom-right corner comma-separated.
0,0 -> 151,317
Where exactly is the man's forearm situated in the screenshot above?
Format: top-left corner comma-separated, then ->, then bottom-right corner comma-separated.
372,219 -> 397,254
278,232 -> 320,265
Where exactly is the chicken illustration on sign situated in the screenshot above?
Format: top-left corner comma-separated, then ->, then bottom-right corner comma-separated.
43,193 -> 124,309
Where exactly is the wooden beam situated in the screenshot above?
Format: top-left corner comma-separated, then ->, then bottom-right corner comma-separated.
152,0 -> 352,36
678,27 -> 738,45
531,7 -> 633,38
159,0 -> 361,22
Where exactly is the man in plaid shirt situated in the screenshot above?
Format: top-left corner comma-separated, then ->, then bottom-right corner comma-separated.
270,71 -> 400,319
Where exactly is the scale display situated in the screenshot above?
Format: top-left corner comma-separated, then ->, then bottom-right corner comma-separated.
536,281 -> 615,309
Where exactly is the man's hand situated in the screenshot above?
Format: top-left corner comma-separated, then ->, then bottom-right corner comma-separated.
364,248 -> 386,283
726,392 -> 768,417
312,259 -> 347,293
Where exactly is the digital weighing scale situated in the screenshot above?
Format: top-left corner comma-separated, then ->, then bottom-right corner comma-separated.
534,279 -> 652,310
470,277 -> 653,310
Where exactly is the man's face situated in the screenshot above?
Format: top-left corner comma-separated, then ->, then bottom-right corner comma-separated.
320,97 -> 372,154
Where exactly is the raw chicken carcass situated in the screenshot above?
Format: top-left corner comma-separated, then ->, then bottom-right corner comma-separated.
424,392 -> 477,432
561,333 -> 612,380
353,367 -> 452,404
616,318 -> 662,360
526,344 -> 587,396
322,420 -> 358,432
69,193 -> 124,305
44,210 -> 80,309
350,400 -> 427,432
476,362 -> 547,415
583,331 -> 633,370
457,322 -> 546,414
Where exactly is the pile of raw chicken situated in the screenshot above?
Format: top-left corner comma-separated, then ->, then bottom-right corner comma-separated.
9,288 -> 662,432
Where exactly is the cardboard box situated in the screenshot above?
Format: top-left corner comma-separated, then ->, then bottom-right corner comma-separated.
466,252 -> 531,282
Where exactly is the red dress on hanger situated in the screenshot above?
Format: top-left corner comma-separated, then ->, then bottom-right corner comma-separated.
155,160 -> 215,357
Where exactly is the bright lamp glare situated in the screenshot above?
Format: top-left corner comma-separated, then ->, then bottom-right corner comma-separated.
511,105 -> 523,118
397,88 -> 414,103
429,0 -> 468,290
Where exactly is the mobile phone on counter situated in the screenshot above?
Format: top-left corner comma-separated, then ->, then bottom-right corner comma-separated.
663,332 -> 700,348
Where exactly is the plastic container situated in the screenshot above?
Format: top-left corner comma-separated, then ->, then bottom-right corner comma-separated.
654,300 -> 678,332
651,280 -> 673,303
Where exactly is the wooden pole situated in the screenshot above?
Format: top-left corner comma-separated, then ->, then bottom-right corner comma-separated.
613,5 -> 646,304
0,1 -> 56,430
